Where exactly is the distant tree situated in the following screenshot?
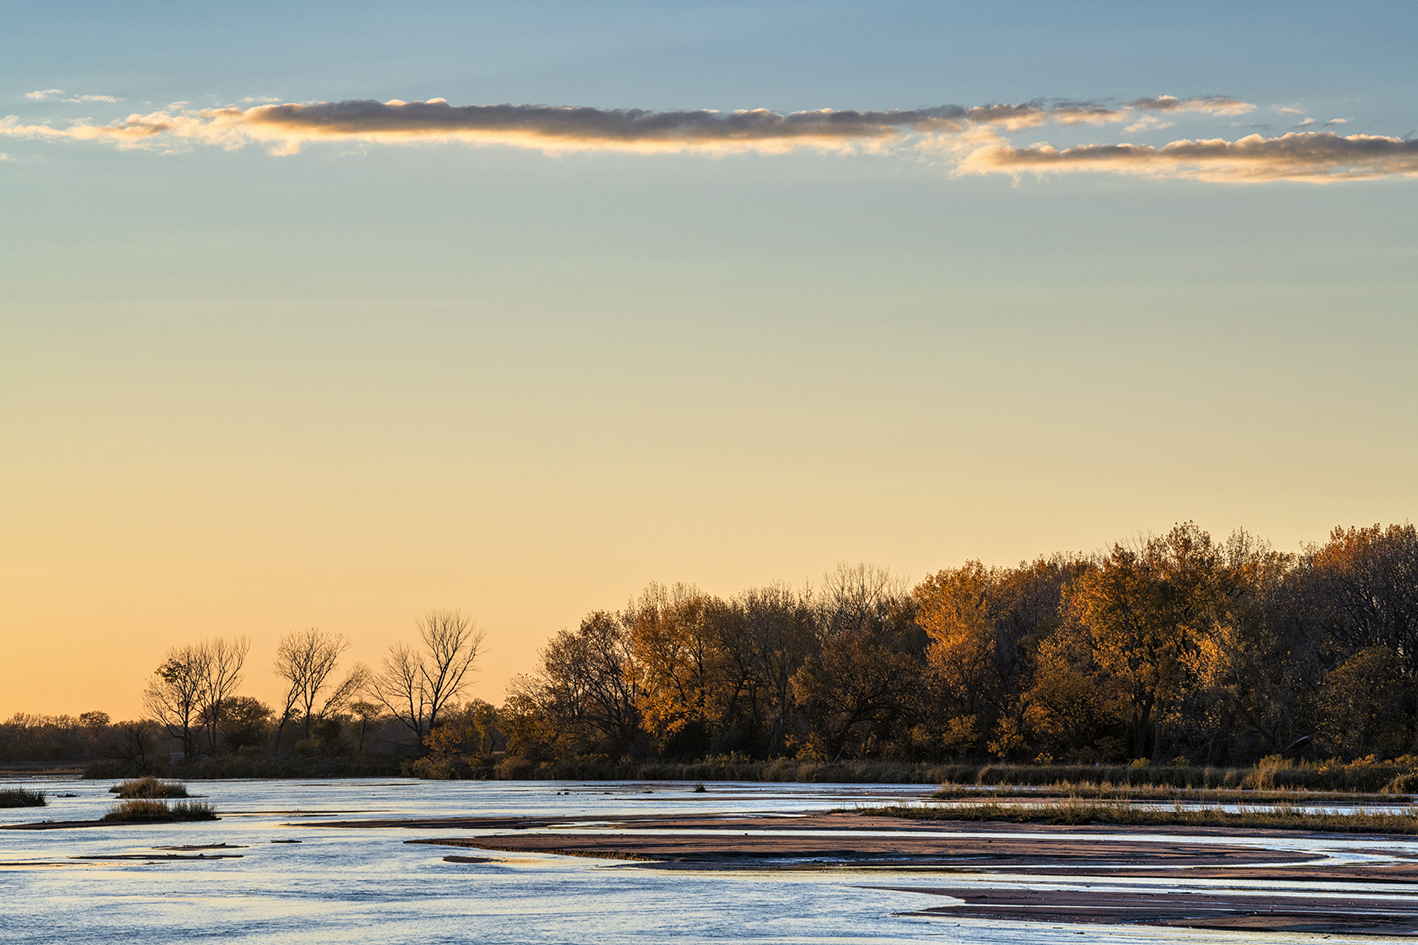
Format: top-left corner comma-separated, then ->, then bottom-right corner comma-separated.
792,565 -> 924,760
272,629 -> 369,753
144,647 -> 206,758
1314,647 -> 1414,759
106,720 -> 161,775
1308,524 -> 1418,742
196,636 -> 249,755
143,637 -> 250,757
347,701 -> 384,755
1066,524 -> 1234,760
220,696 -> 274,753
1176,532 -> 1303,764
819,562 -> 909,638
734,583 -> 818,757
1020,623 -> 1115,758
915,561 -> 1001,721
369,609 -> 484,753
628,584 -> 724,754
537,611 -> 643,755
498,687 -> 557,760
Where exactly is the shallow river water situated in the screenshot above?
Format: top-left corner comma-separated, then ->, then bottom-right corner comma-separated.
2,778 -> 1414,944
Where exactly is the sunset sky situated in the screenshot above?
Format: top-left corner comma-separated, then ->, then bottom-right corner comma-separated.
3,1 -> 1415,719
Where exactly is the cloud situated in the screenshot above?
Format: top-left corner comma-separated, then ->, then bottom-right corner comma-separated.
24,89 -> 122,104
4,94 -> 1411,184
0,95 -> 1259,156
958,131 -> 1418,182
0,111 -> 182,147
1128,95 -> 1253,116
228,99 -> 980,153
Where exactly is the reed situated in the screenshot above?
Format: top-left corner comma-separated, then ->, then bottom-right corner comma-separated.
109,777 -> 189,799
931,781 -> 1405,804
101,799 -> 217,822
0,787 -> 46,808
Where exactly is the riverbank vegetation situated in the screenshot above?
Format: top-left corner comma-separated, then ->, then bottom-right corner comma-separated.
861,800 -> 1418,834
3,522 -> 1415,785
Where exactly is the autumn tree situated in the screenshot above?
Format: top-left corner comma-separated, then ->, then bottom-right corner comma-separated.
1174,532 -> 1307,763
420,700 -> 504,778
915,561 -> 1001,730
1314,647 -> 1413,759
791,565 -> 925,759
535,611 -> 643,755
627,583 -> 726,754
1020,622 -> 1116,757
1307,524 -> 1418,742
733,583 -> 818,756
369,609 -> 484,753
1066,524 -> 1235,761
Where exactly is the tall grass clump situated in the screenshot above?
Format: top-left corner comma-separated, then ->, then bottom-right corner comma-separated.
109,777 -> 189,799
101,799 -> 217,823
0,787 -> 46,808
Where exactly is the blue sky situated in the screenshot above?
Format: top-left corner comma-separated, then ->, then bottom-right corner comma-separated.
3,1 -> 1415,715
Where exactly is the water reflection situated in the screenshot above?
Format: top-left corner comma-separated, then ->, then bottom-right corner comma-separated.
1,778 -> 1413,944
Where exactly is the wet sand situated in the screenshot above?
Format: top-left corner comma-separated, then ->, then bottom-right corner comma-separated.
405,812 -> 1318,870
386,811 -> 1418,934
893,886 -> 1418,935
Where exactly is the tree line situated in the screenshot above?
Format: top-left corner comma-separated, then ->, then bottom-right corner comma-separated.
2,521 -> 1414,777
1,609 -> 484,774
479,522 -> 1418,771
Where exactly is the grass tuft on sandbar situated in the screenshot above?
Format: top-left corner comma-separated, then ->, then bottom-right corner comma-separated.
109,777 -> 190,799
102,799 -> 217,823
0,788 -> 46,808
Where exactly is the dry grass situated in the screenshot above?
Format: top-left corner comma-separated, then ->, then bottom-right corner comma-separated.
861,800 -> 1418,835
101,799 -> 217,823
109,777 -> 189,799
931,781 -> 1403,805
0,787 -> 46,808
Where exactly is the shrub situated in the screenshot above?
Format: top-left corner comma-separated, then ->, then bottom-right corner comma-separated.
109,777 -> 189,798
0,787 -> 46,808
102,799 -> 217,822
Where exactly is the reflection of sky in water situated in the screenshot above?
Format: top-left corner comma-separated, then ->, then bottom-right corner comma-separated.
1,778 -> 1415,944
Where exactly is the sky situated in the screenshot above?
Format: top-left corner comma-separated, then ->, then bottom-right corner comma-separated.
2,1 -> 1416,720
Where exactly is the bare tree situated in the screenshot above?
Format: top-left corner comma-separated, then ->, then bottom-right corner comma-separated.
818,562 -> 910,637
142,636 -> 249,758
107,720 -> 160,775
272,629 -> 370,752
369,609 -> 484,752
196,636 -> 249,755
143,645 -> 205,759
